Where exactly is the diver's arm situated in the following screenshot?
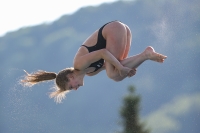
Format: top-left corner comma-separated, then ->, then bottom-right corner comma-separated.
86,66 -> 105,76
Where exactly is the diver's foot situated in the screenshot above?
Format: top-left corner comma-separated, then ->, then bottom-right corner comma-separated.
144,46 -> 167,63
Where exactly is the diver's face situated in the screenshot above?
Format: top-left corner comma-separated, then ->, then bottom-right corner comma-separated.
67,74 -> 83,90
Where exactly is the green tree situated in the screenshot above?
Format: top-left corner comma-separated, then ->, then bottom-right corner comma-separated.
120,86 -> 150,133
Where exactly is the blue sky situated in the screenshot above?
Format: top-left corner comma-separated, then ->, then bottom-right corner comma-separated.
0,0 -> 117,36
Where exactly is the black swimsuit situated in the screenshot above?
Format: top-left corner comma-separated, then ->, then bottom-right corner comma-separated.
82,21 -> 114,73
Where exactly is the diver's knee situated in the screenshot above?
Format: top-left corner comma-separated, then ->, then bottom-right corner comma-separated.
106,69 -> 124,82
107,74 -> 116,80
112,77 -> 123,82
107,71 -> 117,79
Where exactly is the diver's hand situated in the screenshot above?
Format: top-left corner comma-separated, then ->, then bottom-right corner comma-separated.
128,68 -> 137,77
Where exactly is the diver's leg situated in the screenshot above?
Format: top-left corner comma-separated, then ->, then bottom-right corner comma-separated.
111,46 -> 167,81
104,22 -> 167,81
103,21 -> 129,79
121,25 -> 132,59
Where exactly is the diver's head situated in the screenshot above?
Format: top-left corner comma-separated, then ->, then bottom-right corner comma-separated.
21,67 -> 84,103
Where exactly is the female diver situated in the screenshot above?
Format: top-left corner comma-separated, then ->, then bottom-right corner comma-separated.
21,21 -> 167,103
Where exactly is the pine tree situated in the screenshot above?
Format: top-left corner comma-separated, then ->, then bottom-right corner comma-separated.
120,86 -> 150,133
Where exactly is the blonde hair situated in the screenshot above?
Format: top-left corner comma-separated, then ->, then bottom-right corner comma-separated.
21,68 -> 74,103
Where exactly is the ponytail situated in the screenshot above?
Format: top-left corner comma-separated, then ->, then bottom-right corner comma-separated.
21,70 -> 57,87
21,68 -> 74,103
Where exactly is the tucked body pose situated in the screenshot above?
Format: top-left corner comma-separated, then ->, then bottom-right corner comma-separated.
22,21 -> 167,103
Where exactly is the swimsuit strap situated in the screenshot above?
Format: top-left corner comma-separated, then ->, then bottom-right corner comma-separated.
81,45 -> 88,48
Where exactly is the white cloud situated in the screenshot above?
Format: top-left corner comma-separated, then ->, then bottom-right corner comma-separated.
144,93 -> 200,133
